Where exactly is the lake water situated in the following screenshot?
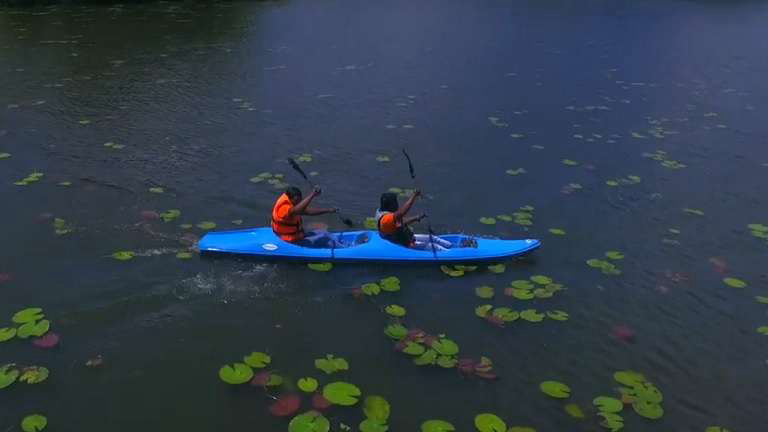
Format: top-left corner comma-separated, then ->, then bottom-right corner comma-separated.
2,0 -> 768,431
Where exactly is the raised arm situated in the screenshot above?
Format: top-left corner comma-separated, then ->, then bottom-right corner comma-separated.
289,187 -> 321,215
393,190 -> 421,221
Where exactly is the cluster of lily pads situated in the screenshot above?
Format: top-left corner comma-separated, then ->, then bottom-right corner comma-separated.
0,364 -> 50,389
440,264 -> 479,277
387,187 -> 415,198
0,308 -> 55,344
642,149 -> 687,169
250,172 -> 290,189
52,217 -> 74,235
14,172 -> 44,186
294,153 -> 313,163
479,205 -> 535,227
421,413 -> 536,432
747,223 -> 768,242
605,175 -> 641,187
475,305 -> 568,326
476,274 -> 567,302
353,276 -> 401,297
586,251 -> 624,275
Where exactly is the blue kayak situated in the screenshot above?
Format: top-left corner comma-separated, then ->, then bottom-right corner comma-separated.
199,227 -> 540,263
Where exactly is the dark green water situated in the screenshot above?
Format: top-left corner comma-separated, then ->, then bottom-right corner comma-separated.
2,0 -> 768,431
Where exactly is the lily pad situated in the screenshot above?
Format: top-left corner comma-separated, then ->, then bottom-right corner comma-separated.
1,364 -> 20,389
315,354 -> 349,374
218,363 -> 254,384
380,276 -> 401,292
548,228 -> 566,235
148,187 -> 164,193
385,304 -> 406,317
19,366 -> 49,384
384,323 -> 408,340
421,420 -> 455,432
593,396 -> 623,413
297,377 -> 318,393
475,285 -> 495,299
32,333 -> 60,348
363,395 -> 390,424
414,349 -> 437,366
634,383 -> 663,403
562,159 -> 579,166
176,251 -> 193,259
564,403 -> 585,419
632,399 -> 664,419
308,262 -> 333,272
757,326 -> 768,335
160,209 -> 181,222
269,394 -> 301,417
375,155 -> 390,162
197,221 -> 216,230
511,289 -> 534,300
362,283 -> 381,296
539,380 -> 570,398
487,263 -> 506,274
505,168 -> 526,176
21,414 -> 47,432
598,412 -> 624,431
605,251 -> 624,260
440,265 -> 465,277
12,308 -> 44,324
520,309 -> 545,322
474,413 -> 506,432
402,342 -> 426,356
432,338 -> 459,356
479,217 -> 497,225
436,355 -> 457,368
530,275 -> 552,285
17,320 -> 50,339
112,251 -> 135,261
0,152 -> 10,159
359,419 -> 388,432
492,308 -> 519,322
682,207 -> 704,216
243,352 -> 271,368
322,381 -> 361,406
755,296 -> 768,304
705,427 -> 731,432
364,217 -> 378,229
613,370 -> 646,387
0,327 -> 16,342
475,305 -> 493,318
497,215 -> 513,222
546,310 -> 569,321
288,411 -> 330,432
511,280 -> 534,289
723,277 -> 746,288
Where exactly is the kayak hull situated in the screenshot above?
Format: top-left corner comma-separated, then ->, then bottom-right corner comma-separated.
199,227 -> 540,263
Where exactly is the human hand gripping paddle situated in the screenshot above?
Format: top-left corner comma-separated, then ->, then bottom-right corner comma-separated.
401,148 -> 438,259
287,158 -> 354,227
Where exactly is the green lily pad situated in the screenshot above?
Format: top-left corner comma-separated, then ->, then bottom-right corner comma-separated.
598,412 -> 624,431
180,224 -> 193,229
19,366 -> 49,384
12,308 -> 44,324
748,223 -> 768,232
17,320 -> 50,339
606,180 -> 619,187
758,326 -> 768,335
755,296 -> 768,304
403,342 -> 426,356
548,228 -> 566,235
0,152 -> 11,159
586,259 -> 606,268
57,181 -> 72,186
632,399 -> 663,419
218,363 -> 253,384
112,251 -> 135,261
475,305 -> 493,318
546,310 -> 569,321
1,364 -> 20,389
362,283 -> 381,296
375,155 -> 390,162
232,219 -> 244,225
530,275 -> 552,285
363,395 -> 390,424
315,354 -> 349,374
593,396 -> 623,413
0,327 -> 16,342
413,349 -> 437,366
384,323 -> 407,340
364,217 -> 378,229
436,355 -> 457,368
432,338 -> 459,356
562,159 -> 579,166
421,420 -> 455,432
475,285 -> 495,299
723,277 -> 746,288
634,383 -> 663,403
266,373 -> 283,387
385,304 -> 406,317
440,266 -> 465,277
243,352 -> 271,368
487,263 -> 506,274
176,251 -> 193,259
705,427 -> 731,432
613,370 -> 646,387
148,187 -> 164,193
605,251 -> 624,260
289,411 -> 330,432
21,414 -> 47,432
474,413 -> 506,432
479,217 -> 497,225
492,307 -> 519,322
682,208 -> 704,216
505,168 -> 526,176
359,419 -> 388,432
380,276 -> 401,292
520,309 -> 544,322
497,215 -> 513,222
533,288 -> 553,299
197,221 -> 216,230
297,377 -> 318,392
564,403 -> 585,419
511,280 -> 534,289
539,380 -> 570,398
160,209 -> 181,222
322,381 -> 361,406
308,263 -> 333,272
511,289 -> 534,300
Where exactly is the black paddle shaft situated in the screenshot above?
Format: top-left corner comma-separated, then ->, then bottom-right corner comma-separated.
286,157 -> 354,227
401,148 -> 438,258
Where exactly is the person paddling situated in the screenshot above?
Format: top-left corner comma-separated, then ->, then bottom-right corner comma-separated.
272,186 -> 343,248
376,190 -> 452,251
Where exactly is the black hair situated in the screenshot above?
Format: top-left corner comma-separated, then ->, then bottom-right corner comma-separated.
379,193 -> 399,212
285,186 -> 302,202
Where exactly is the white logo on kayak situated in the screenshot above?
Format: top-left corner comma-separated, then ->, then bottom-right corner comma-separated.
262,243 -> 278,251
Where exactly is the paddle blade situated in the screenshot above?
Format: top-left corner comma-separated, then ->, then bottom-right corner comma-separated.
401,148 -> 416,180
287,157 -> 310,182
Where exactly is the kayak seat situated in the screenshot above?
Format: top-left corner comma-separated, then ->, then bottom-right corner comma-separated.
354,232 -> 370,245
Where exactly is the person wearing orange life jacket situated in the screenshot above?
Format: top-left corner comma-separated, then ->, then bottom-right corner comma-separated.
376,190 -> 452,251
272,186 -> 342,248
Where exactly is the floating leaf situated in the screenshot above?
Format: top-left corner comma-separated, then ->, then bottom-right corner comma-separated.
432,338 -> 459,356
32,333 -> 60,348
21,414 -> 47,432
197,221 -> 216,230
510,280 -> 534,289
682,208 -> 704,216
613,370 -> 646,387
492,307 -> 519,322
479,217 -> 497,225
218,363 -> 253,384
520,310 -> 544,322
364,217 -> 378,229
12,308 -> 44,324
160,209 -> 181,222
530,275 -> 552,285
505,168 -> 526,176
0,152 -> 10,159
546,310 -> 569,321
486,263 -> 505,274
748,223 -> 768,233
606,180 -> 619,187
243,352 -> 271,368
755,296 -> 768,304
385,305 -> 406,317
17,320 -> 50,339
288,411 -> 330,432
598,412 -> 624,431
375,155 -> 390,162
440,265 -> 465,277
402,342 -> 426,356
593,396 -> 623,413
148,187 -> 164,193
362,283 -> 381,296
298,377 -> 318,393
0,364 -> 19,389
758,326 -> 768,335
413,349 -> 437,366
705,427 -> 732,432
359,419 -> 388,432
436,356 -> 457,368
497,215 -> 513,222
384,324 -> 407,340
562,159 -> 579,166
605,251 -> 624,260
176,251 -> 193,259
270,394 -> 301,417
539,381 -> 570,398
322,381 -> 361,406
475,285 -> 495,299
363,395 -> 390,424
380,276 -> 401,292
723,277 -> 746,288
19,366 -> 49,384
0,327 -> 16,342
474,413 -> 506,432
475,305 -> 493,318
634,383 -> 663,403
111,251 -> 135,261
511,289 -> 534,300
315,354 -> 349,374
308,263 -> 333,272
564,403 -> 585,419
421,420 -> 455,432
548,228 -> 566,235
632,399 -> 663,419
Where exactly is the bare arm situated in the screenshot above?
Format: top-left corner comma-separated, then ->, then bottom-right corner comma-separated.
393,190 -> 421,221
303,207 -> 337,216
404,213 -> 426,226
289,187 -> 321,216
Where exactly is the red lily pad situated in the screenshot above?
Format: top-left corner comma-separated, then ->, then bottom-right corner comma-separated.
612,325 -> 636,343
269,394 -> 301,417
485,315 -> 505,327
140,210 -> 160,220
312,393 -> 332,410
251,371 -> 272,387
32,333 -> 60,348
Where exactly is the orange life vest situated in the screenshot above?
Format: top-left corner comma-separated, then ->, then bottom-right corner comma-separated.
272,193 -> 304,242
377,211 -> 414,246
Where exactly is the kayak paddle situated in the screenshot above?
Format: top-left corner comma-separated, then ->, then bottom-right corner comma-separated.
287,157 -> 355,227
401,148 -> 438,258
